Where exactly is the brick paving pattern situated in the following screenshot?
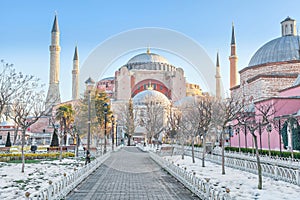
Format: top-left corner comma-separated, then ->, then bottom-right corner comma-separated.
66,147 -> 200,200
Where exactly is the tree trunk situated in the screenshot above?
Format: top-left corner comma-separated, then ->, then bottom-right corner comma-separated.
221,130 -> 225,175
202,133 -> 206,167
14,128 -> 18,145
253,133 -> 262,189
259,123 -> 262,151
268,132 -> 271,157
181,135 -> 184,160
75,133 -> 79,157
191,136 -> 195,163
59,135 -> 62,162
21,129 -> 25,173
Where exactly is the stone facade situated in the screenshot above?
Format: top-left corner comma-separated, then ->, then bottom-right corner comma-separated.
97,77 -> 115,98
232,61 -> 300,101
115,61 -> 186,102
186,83 -> 202,97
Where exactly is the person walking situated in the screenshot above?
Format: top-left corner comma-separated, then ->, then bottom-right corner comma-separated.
85,149 -> 91,165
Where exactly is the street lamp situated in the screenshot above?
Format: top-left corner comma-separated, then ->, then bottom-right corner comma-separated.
226,125 -> 233,147
85,77 -> 95,153
103,102 -> 108,154
111,115 -> 115,151
236,127 -> 241,153
266,124 -> 272,157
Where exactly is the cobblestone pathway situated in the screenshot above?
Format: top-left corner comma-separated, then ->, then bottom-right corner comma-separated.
66,147 -> 200,200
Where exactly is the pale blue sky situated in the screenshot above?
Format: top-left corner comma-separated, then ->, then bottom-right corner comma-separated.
1,0 -> 300,101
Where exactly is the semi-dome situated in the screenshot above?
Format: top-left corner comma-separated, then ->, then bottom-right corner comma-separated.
127,52 -> 169,65
248,35 -> 300,67
133,89 -> 170,106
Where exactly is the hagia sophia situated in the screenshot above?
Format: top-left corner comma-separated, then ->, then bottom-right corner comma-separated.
1,15 -> 300,152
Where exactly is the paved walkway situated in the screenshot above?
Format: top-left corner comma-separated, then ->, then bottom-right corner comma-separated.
66,147 -> 199,200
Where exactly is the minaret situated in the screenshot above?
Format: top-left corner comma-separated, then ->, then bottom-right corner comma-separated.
215,52 -> 221,99
46,14 -> 61,112
72,46 -> 79,100
229,23 -> 238,89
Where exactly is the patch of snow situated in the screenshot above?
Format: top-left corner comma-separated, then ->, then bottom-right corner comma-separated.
164,155 -> 300,200
0,158 -> 85,199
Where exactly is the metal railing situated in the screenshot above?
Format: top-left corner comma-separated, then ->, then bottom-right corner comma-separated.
28,151 -> 111,200
181,146 -> 300,186
214,148 -> 300,169
150,151 -> 232,200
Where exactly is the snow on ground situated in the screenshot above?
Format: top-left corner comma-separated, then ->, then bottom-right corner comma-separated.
164,155 -> 300,200
0,148 -> 299,200
0,158 -> 85,200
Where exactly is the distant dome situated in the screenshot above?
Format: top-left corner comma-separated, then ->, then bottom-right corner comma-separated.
127,52 -> 169,65
248,35 -> 300,67
133,89 -> 170,106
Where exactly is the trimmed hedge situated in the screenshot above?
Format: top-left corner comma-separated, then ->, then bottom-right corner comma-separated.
225,146 -> 300,159
0,152 -> 75,162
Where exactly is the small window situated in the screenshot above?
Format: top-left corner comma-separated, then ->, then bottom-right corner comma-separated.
0,135 -> 2,140
160,85 -> 163,90
153,84 -> 156,89
138,86 -> 140,90
144,84 -> 147,89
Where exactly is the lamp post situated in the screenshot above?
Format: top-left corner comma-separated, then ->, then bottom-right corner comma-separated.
228,125 -> 233,147
244,124 -> 248,149
116,120 -> 119,147
267,124 -> 272,157
236,127 -> 241,153
85,77 -> 95,153
111,115 -> 115,151
103,102 -> 108,154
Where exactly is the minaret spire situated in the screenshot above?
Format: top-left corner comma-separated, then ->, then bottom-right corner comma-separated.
231,22 -> 236,45
216,51 -> 220,67
215,52 -> 221,99
51,14 -> 59,33
46,14 -> 61,113
72,46 -> 79,100
229,22 -> 238,89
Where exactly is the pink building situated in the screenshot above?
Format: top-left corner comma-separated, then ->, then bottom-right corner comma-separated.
229,17 -> 300,152
230,84 -> 300,151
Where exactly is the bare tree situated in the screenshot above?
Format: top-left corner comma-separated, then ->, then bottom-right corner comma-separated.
211,96 -> 243,174
115,99 -> 137,146
179,96 -> 212,165
9,79 -> 45,173
142,95 -> 169,145
236,99 -> 276,189
0,60 -> 40,119
166,103 -> 182,155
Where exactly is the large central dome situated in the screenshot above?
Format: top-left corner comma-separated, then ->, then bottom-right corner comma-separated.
127,51 -> 169,65
124,49 -> 176,71
248,35 -> 300,67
